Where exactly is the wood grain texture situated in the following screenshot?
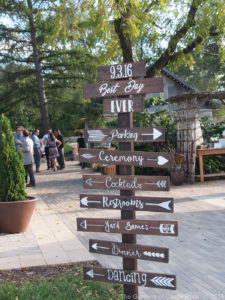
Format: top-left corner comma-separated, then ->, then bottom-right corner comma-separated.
83,77 -> 164,98
80,194 -> 174,212
83,266 -> 176,290
77,218 -> 178,236
83,175 -> 170,191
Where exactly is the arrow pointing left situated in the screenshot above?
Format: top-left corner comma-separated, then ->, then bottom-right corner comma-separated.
86,269 -> 105,279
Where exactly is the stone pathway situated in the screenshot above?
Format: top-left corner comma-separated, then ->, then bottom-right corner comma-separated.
0,161 -> 225,299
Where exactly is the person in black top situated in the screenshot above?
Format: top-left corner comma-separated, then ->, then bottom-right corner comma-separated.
77,132 -> 87,169
54,129 -> 65,169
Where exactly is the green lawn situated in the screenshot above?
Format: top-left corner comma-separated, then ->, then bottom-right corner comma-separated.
0,266 -> 123,300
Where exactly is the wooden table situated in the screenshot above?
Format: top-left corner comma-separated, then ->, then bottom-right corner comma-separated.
196,147 -> 225,183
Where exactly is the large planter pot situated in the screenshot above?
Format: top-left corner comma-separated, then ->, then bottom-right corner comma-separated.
170,170 -> 185,186
0,197 -> 37,234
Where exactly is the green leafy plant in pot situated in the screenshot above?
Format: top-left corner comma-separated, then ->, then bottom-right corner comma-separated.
0,114 -> 37,233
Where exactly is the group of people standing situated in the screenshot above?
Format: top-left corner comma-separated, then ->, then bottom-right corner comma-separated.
14,126 -> 65,187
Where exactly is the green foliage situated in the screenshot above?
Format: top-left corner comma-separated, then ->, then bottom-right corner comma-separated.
0,115 -> 26,202
134,97 -> 177,149
199,116 -> 225,144
0,266 -> 123,300
195,116 -> 225,174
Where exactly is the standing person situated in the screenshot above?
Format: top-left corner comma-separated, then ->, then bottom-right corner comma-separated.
77,132 -> 87,169
20,129 -> 35,187
14,126 -> 24,152
32,129 -> 42,172
49,132 -> 61,171
54,129 -> 65,169
42,129 -> 52,170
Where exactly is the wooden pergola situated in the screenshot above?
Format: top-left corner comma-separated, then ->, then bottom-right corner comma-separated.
167,92 -> 225,183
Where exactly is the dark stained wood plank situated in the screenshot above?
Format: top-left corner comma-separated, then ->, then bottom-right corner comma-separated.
83,175 -> 170,191
89,239 -> 169,263
83,266 -> 176,290
85,127 -> 165,143
83,77 -> 164,98
79,148 -> 173,168
103,96 -> 144,113
77,218 -> 178,236
80,194 -> 174,213
98,61 -> 146,81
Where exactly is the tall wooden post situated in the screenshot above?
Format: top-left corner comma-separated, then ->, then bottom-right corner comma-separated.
118,112 -> 138,299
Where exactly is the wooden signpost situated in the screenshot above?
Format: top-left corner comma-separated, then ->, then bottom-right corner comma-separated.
80,194 -> 174,212
79,148 -> 173,168
77,218 -> 178,236
83,267 -> 176,290
89,239 -> 169,263
103,96 -> 144,113
83,175 -> 170,191
85,127 -> 165,143
78,61 -> 177,299
98,61 -> 146,81
83,77 -> 164,98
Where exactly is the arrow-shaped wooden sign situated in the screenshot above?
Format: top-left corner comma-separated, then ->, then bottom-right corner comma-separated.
80,194 -> 174,212
89,239 -> 169,263
83,266 -> 176,290
79,149 -> 173,168
77,218 -> 178,236
83,175 -> 170,191
85,127 -> 165,143
83,77 -> 164,99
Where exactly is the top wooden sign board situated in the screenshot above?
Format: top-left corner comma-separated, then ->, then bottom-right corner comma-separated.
98,62 -> 146,81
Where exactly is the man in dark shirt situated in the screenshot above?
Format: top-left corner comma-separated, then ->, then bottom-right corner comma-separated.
77,132 -> 87,169
54,129 -> 65,169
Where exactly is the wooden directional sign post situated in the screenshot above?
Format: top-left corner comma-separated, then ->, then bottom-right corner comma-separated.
80,194 -> 174,212
79,149 -> 173,168
78,61 -> 177,299
83,266 -> 176,290
84,127 -> 165,143
89,239 -> 169,263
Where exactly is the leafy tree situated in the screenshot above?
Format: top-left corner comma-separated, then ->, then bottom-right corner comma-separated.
0,114 -> 26,202
0,0 -> 97,132
77,0 -> 224,68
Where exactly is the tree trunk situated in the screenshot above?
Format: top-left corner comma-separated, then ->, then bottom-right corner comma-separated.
27,0 -> 50,133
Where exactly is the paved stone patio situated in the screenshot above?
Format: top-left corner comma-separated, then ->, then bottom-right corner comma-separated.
0,161 -> 225,299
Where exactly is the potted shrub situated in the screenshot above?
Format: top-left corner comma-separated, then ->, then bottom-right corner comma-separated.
0,115 -> 37,233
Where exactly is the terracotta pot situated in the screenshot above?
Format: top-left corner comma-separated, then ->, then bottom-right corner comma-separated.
170,170 -> 185,186
0,197 -> 37,234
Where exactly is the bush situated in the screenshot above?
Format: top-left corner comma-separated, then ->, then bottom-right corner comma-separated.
0,115 -> 26,201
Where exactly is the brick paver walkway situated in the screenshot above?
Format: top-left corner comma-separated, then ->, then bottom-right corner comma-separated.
0,161 -> 225,299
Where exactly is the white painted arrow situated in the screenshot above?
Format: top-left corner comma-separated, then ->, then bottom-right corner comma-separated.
147,156 -> 168,166
80,197 -> 101,206
141,128 -> 162,140
85,178 -> 104,186
151,276 -> 175,288
91,243 -> 110,251
144,180 -> 167,189
81,153 -> 96,159
79,220 -> 105,230
145,200 -> 172,210
86,269 -> 105,279
87,130 -> 108,142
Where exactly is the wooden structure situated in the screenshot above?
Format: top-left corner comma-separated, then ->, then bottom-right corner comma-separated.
167,93 -> 224,184
79,61 -> 177,299
196,147 -> 225,183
